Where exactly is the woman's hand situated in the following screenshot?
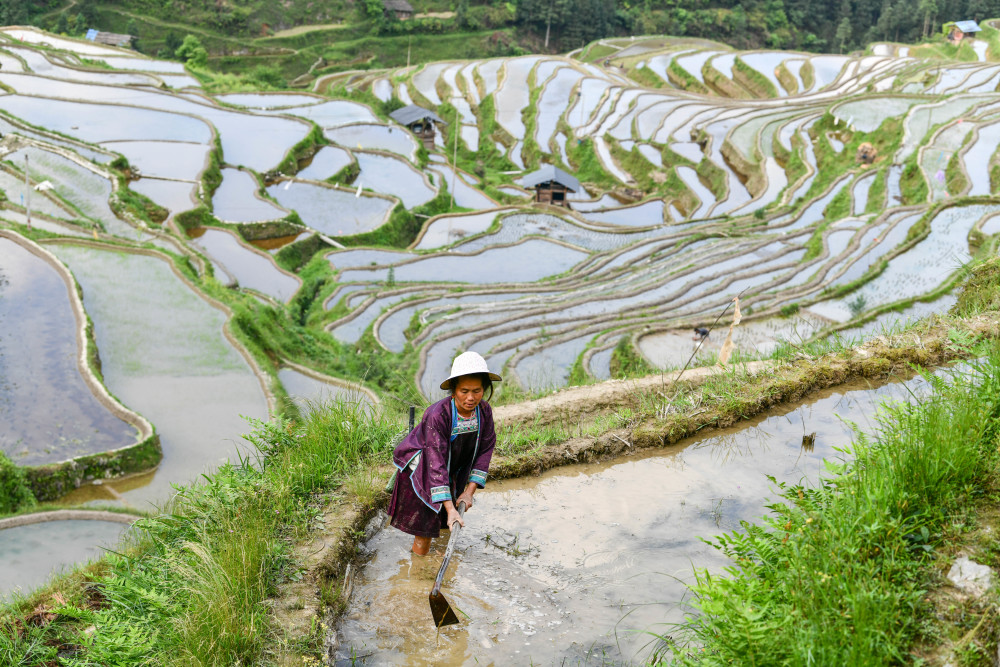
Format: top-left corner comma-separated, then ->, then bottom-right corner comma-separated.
445,502 -> 464,529
456,489 -> 475,512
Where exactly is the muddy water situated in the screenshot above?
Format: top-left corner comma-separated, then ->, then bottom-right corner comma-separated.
337,372 -> 939,665
0,239 -> 137,465
187,228 -> 301,302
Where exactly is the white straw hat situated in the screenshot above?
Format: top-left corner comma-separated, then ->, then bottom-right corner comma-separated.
439,351 -> 502,390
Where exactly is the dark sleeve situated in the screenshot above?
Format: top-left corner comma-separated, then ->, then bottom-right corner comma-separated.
422,402 -> 454,504
469,404 -> 496,488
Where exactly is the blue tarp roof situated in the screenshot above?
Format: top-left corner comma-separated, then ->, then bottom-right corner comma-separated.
85,29 -> 98,41
954,20 -> 982,33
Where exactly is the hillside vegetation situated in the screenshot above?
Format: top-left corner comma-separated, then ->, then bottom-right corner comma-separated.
16,0 -> 1000,84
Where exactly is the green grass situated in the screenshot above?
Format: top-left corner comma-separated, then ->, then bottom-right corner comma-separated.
865,166 -> 887,214
566,137 -> 617,190
733,57 -> 778,98
667,59 -> 709,94
900,153 -> 929,205
609,335 -> 657,379
661,343 -> 1000,665
696,157 -> 728,201
946,140 -> 971,197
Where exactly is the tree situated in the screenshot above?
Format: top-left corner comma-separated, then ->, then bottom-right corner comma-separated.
836,16 -> 852,52
165,32 -> 182,53
918,0 -> 937,39
0,0 -> 28,25
361,0 -> 383,20
175,35 -> 208,68
56,12 -> 69,34
126,19 -> 139,37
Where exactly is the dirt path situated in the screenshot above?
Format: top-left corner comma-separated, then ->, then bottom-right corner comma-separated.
492,361 -> 772,429
268,23 -> 344,39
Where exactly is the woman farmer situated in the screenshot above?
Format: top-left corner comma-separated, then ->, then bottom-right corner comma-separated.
389,351 -> 500,555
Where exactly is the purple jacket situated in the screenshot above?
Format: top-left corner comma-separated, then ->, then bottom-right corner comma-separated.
392,396 -> 496,512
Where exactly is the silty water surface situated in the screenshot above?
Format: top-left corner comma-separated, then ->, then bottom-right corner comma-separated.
0,238 -> 137,466
337,370 -> 946,665
0,520 -> 131,599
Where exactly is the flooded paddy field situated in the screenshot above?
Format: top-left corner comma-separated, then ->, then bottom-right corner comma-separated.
337,371 -> 942,665
45,244 -> 269,507
0,519 -> 132,600
0,236 -> 137,465
1,24 -> 999,600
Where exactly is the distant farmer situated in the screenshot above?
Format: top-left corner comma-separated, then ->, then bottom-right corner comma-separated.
693,327 -> 710,342
389,351 -> 500,555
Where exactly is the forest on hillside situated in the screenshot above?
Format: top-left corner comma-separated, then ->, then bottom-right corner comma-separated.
9,0 -> 1000,58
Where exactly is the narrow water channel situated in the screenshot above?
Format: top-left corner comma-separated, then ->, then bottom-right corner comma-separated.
336,370 -> 942,665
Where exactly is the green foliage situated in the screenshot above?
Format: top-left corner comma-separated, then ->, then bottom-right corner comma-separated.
609,336 -> 656,379
946,146 -> 970,196
667,59 -> 709,94
175,35 -> 208,68
779,302 -> 800,317
515,0 -> 617,51
112,188 -> 169,227
202,136 -> 225,201
275,124 -> 327,176
566,137 -> 616,190
0,450 -> 36,515
339,189 -> 454,249
865,167 -> 887,214
174,206 -> 216,233
900,155 -> 929,205
953,256 -> 1000,317
823,181 -> 852,221
667,348 -> 1000,665
275,233 -> 329,273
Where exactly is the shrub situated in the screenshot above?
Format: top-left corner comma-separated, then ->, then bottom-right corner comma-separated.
0,451 -> 37,515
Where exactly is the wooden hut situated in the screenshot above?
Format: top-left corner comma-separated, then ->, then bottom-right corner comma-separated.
521,165 -> 581,208
389,104 -> 445,150
947,20 -> 982,42
384,0 -> 415,20
84,29 -> 134,48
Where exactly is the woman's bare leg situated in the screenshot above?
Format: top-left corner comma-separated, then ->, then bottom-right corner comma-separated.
412,535 -> 431,555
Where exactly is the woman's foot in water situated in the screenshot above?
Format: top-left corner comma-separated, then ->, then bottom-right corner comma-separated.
412,535 -> 431,555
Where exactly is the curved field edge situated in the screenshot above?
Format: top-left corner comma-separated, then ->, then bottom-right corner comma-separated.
2,257 -> 1000,665
0,230 -> 160,505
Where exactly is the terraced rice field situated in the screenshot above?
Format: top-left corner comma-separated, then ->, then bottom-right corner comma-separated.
1,24 -> 999,517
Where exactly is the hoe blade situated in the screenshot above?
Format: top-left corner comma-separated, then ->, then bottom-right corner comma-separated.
430,590 -> 460,627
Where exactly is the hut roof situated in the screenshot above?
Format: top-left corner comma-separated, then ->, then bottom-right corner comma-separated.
85,30 -> 134,47
954,20 -> 982,33
520,165 -> 581,192
389,104 -> 445,126
384,0 -> 415,13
